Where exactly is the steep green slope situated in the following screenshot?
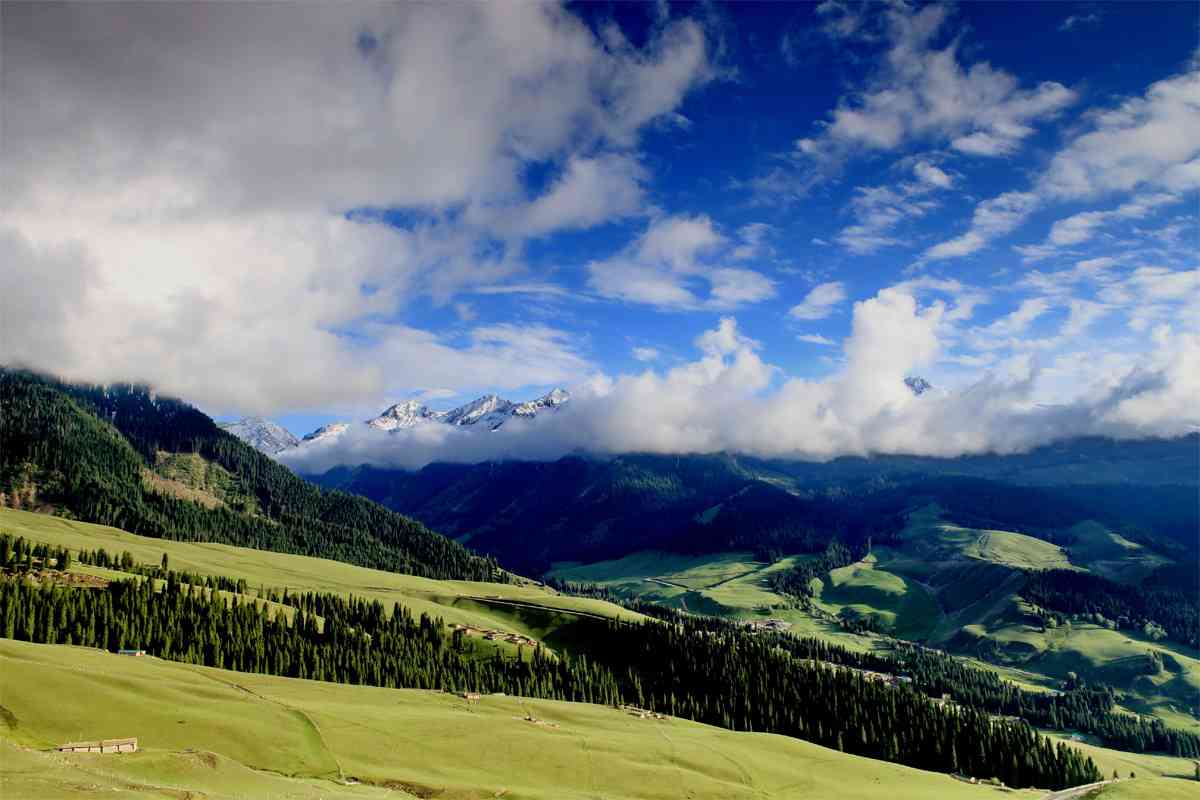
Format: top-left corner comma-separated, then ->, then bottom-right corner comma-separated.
0,507 -> 644,646
0,370 -> 499,581
0,638 -> 1052,800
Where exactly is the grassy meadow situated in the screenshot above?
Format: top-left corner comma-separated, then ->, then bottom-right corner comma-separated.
0,638 -> 1055,800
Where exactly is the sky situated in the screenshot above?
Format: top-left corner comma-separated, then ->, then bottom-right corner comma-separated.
2,1 -> 1198,467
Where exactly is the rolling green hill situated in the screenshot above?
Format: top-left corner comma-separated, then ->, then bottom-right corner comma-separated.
0,638 -> 1055,800
0,507 -> 644,653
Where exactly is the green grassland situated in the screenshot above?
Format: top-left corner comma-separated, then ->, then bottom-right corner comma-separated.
1061,521 -> 1170,583
0,638 -> 1053,800
555,506 -> 1199,737
1092,777 -> 1200,799
0,508 -> 645,657
1040,732 -> 1197,782
810,554 -> 942,641
549,550 -> 888,653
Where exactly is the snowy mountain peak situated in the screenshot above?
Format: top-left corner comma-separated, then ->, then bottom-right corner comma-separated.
302,422 -> 350,443
512,387 -> 570,417
368,399 -> 439,431
219,417 -> 300,455
905,376 -> 933,396
441,394 -> 516,429
275,387 -> 574,455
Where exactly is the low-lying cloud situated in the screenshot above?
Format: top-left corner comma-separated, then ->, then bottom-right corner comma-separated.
281,286 -> 1199,473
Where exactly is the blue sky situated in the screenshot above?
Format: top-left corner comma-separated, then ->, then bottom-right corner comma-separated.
3,1 -> 1197,459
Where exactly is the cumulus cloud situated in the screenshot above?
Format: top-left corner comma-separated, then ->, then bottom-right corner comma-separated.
789,282 -> 847,320
0,2 -> 712,413
282,285 -> 1199,472
836,168 -> 952,254
632,347 -> 661,362
587,215 -> 777,310
923,191 -> 1038,260
922,60 -> 1199,265
795,3 -> 1075,167
1039,66 -> 1200,199
1016,192 -> 1182,261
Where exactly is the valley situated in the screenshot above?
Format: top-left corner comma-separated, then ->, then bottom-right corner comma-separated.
2,370 -> 1197,797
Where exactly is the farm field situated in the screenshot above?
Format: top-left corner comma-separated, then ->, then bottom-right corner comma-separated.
0,508 -> 645,655
0,638 -> 1053,800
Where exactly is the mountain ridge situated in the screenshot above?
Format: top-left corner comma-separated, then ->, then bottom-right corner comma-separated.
222,387 -> 571,454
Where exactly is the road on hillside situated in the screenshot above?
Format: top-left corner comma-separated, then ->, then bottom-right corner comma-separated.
1040,779 -> 1113,800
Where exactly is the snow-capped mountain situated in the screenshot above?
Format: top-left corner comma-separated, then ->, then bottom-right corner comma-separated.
904,376 -> 933,396
226,389 -> 572,455
218,417 -> 300,455
438,394 -> 515,429
365,389 -> 569,433
368,400 -> 443,431
512,387 -> 569,417
301,422 -> 350,444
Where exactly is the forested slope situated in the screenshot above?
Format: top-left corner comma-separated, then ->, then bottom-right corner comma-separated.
0,370 -> 499,581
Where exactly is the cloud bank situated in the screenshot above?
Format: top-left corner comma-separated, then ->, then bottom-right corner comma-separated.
282,286 -> 1199,472
0,2 -> 712,413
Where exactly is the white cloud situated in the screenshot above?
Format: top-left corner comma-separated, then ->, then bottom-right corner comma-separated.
1060,299 -> 1110,338
926,63 -> 1199,266
632,347 -> 660,362
982,297 -> 1052,338
1018,192 -> 1182,260
0,2 -> 712,413
283,288 -> 1200,471
1039,66 -> 1200,199
587,215 -> 777,310
731,222 -> 772,261
913,161 -> 953,188
798,334 -> 837,346
796,3 -> 1075,169
1059,12 -> 1102,32
505,154 -> 648,236
923,191 -> 1039,260
837,174 -> 950,254
789,281 -> 847,320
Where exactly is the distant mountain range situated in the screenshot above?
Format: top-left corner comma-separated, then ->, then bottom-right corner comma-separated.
223,378 -> 938,457
223,388 -> 571,454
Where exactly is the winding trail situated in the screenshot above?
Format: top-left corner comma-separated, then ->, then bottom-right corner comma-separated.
1039,779 -> 1112,800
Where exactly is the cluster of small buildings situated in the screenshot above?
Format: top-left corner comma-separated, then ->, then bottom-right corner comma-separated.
742,618 -> 791,633
450,622 -> 539,649
858,669 -> 915,689
619,704 -> 668,721
57,737 -> 137,754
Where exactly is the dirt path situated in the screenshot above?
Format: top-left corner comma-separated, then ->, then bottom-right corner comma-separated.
645,577 -> 689,589
1039,779 -> 1112,800
187,666 -> 345,781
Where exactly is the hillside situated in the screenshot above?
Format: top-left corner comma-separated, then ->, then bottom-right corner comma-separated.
549,504 -> 1200,739
0,638 -> 1053,800
308,442 -> 1199,574
0,370 -> 500,581
0,507 -> 643,652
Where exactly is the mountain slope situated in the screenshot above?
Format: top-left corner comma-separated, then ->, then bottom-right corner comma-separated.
307,443 -> 1198,574
0,369 -> 499,581
217,416 -> 299,454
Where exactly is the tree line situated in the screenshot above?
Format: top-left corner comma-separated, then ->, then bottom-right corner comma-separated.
1022,568 -> 1198,649
0,572 -> 1104,790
